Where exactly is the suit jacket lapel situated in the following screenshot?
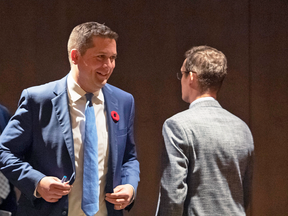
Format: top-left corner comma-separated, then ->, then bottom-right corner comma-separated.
102,84 -> 119,187
51,76 -> 76,179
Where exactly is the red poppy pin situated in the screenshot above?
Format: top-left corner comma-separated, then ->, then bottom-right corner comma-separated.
111,111 -> 120,122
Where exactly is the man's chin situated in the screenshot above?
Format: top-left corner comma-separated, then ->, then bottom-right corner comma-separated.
101,79 -> 108,86
96,80 -> 108,89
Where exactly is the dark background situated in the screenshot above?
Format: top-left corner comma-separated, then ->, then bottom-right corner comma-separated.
0,1 -> 288,215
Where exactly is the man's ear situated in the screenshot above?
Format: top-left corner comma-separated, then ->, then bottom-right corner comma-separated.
189,72 -> 195,82
189,72 -> 198,87
70,49 -> 80,64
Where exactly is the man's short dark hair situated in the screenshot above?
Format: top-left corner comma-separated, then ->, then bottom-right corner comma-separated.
185,45 -> 227,93
67,22 -> 118,62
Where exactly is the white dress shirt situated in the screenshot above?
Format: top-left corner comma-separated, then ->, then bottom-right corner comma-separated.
67,73 -> 109,216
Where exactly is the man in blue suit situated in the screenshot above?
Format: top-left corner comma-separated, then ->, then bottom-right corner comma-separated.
0,22 -> 140,216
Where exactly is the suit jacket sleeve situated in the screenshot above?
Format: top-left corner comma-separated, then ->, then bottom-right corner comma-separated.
0,89 -> 46,202
157,118 -> 190,216
243,144 -> 254,210
120,94 -> 140,192
0,104 -> 11,132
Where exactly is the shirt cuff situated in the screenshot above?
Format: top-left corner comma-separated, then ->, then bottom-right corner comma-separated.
34,179 -> 43,198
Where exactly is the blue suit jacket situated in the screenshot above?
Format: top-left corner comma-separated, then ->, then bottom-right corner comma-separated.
0,76 -> 140,216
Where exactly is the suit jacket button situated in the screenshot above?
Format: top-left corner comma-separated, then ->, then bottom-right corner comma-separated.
62,210 -> 67,215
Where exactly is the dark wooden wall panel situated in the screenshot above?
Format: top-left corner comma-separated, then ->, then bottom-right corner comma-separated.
0,1 -> 287,216
250,1 -> 288,215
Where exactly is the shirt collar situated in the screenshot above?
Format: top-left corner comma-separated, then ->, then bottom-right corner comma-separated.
189,97 -> 215,109
67,72 -> 104,103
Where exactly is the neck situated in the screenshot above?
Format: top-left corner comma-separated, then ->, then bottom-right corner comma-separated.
196,93 -> 216,100
190,91 -> 217,103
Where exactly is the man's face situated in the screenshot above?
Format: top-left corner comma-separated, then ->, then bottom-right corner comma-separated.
181,59 -> 190,103
74,36 -> 117,93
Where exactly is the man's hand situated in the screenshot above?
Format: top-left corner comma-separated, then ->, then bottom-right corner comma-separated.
36,176 -> 72,203
105,184 -> 134,210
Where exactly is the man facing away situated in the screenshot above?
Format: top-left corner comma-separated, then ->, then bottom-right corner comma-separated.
156,46 -> 254,216
0,22 -> 140,216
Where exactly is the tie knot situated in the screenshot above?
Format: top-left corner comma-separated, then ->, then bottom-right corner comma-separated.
85,93 -> 93,106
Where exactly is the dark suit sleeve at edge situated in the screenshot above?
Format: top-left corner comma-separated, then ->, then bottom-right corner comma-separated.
0,89 -> 46,202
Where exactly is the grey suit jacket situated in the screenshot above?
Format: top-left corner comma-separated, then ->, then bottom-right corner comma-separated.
156,99 -> 254,216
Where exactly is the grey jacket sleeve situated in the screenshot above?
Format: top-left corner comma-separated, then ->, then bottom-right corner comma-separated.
156,118 -> 191,216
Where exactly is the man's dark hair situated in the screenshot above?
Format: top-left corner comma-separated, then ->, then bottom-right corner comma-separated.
67,22 -> 118,62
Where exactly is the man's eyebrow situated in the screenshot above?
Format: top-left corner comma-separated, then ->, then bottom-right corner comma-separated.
97,52 -> 117,56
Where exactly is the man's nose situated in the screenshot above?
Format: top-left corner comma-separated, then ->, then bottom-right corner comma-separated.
103,58 -> 113,69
